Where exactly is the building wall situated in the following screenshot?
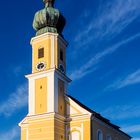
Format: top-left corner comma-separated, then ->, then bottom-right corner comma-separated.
54,118 -> 66,140
58,79 -> 66,116
32,36 -> 51,73
20,113 -> 66,140
66,117 -> 91,140
65,96 -> 92,140
92,117 -> 130,140
31,33 -> 67,73
35,77 -> 48,114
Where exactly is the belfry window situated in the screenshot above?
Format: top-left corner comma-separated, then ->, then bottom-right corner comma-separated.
38,48 -> 44,59
60,49 -> 63,61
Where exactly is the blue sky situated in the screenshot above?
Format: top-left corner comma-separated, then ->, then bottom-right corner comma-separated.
0,0 -> 140,140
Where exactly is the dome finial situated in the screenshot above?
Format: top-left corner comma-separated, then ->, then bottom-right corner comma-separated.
33,0 -> 65,36
43,0 -> 55,7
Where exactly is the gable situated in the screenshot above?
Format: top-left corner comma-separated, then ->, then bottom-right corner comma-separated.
65,95 -> 92,117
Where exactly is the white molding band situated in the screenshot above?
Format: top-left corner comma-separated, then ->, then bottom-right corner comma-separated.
26,69 -> 70,115
28,78 -> 35,115
30,32 -> 68,47
47,72 -> 55,112
51,35 -> 55,68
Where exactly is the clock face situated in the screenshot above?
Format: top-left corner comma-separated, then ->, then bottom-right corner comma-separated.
36,62 -> 46,71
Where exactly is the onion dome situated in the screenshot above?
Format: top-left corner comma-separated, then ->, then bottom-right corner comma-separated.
33,0 -> 66,36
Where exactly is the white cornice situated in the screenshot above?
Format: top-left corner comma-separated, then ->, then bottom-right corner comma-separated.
25,68 -> 55,79
65,95 -> 92,115
66,114 -> 91,122
30,32 -> 68,47
25,68 -> 71,83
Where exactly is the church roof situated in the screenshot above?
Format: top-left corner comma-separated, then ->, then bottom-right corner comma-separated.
67,95 -> 132,139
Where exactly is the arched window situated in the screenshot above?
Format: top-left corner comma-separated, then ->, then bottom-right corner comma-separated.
106,135 -> 112,140
68,127 -> 82,140
69,131 -> 80,140
97,130 -> 103,140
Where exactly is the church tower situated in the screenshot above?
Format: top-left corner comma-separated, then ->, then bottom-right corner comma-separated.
19,1 -> 131,140
19,0 -> 71,140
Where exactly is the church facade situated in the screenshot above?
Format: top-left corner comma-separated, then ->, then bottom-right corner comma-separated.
19,0 -> 131,140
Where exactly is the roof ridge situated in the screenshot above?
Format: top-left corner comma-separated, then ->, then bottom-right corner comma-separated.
66,94 -> 131,138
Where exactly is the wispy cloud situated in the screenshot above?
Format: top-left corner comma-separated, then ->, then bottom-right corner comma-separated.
0,126 -> 20,140
69,0 -> 140,81
132,138 -> 140,140
101,104 -> 140,120
122,124 -> 140,133
70,33 -> 140,80
0,84 -> 28,117
105,69 -> 140,91
74,0 -> 140,47
13,66 -> 23,77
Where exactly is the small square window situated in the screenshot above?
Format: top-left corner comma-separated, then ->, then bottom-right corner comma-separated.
60,49 -> 63,61
40,85 -> 42,89
38,48 -> 44,59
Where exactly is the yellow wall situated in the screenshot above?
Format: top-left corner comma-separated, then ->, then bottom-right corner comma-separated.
35,77 -> 47,114
20,114 -> 66,140
31,34 -> 66,73
92,119 -> 130,140
21,129 -> 27,140
58,40 -> 66,70
20,34 -> 69,140
32,37 -> 51,73
27,117 -> 55,140
28,120 -> 54,140
54,119 -> 66,140
54,37 -> 58,69
67,118 -> 91,140
83,119 -> 91,140
58,79 -> 65,116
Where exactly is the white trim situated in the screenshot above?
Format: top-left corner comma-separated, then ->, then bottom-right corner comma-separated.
19,112 -> 66,126
30,33 -> 58,45
25,68 -> 55,79
26,69 -> 71,115
27,71 -> 56,113
28,78 -> 35,115
51,35 -> 55,68
66,124 -> 83,140
47,72 -> 54,112
54,72 -> 58,112
26,68 -> 71,83
27,112 -> 66,121
31,36 -> 50,45
66,115 -> 91,122
65,96 -> 92,116
30,32 -> 68,47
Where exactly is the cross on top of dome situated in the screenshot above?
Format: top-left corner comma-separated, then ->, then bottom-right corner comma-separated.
43,0 -> 55,7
